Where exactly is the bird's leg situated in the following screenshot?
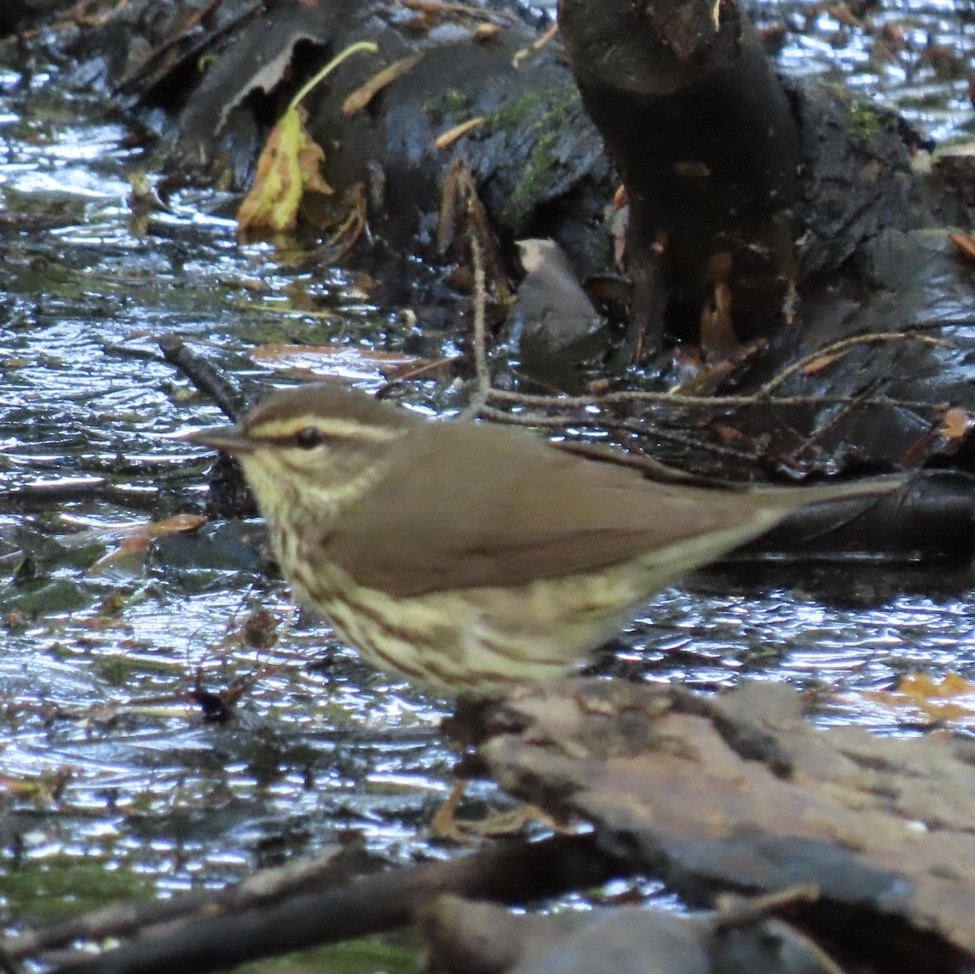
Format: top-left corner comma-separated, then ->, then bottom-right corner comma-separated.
429,780 -> 470,843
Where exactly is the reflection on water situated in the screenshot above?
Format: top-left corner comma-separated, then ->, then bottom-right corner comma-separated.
629,563 -> 975,713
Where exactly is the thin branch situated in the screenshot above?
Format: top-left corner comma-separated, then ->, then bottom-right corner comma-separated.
46,834 -> 625,974
481,384 -> 945,413
470,231 -> 490,398
752,331 -> 952,399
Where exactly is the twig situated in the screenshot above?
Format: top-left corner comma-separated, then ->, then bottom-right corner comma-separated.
472,404 -> 767,467
7,845 -> 358,961
481,384 -> 943,412
470,232 -> 490,397
46,834 -> 625,974
713,887 -> 851,974
789,378 -> 887,457
158,337 -> 259,421
753,331 -> 953,400
713,884 -> 820,930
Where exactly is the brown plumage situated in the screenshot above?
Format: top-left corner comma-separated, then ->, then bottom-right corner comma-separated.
187,384 -> 900,694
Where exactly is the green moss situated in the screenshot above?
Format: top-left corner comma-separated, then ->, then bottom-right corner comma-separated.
485,85 -> 581,230
0,578 -> 91,616
846,99 -> 884,138
235,933 -> 423,974
819,78 -> 849,97
2,859 -> 154,918
423,87 -> 471,120
487,83 -> 576,137
811,80 -> 887,140
439,88 -> 469,113
91,655 -> 143,687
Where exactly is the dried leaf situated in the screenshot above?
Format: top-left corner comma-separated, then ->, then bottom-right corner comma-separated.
87,514 -> 206,573
949,232 -> 975,262
401,0 -> 511,20
610,199 -> 627,272
474,23 -> 502,41
939,406 -> 973,440
342,53 -> 423,115
64,513 -> 205,541
802,352 -> 841,375
237,105 -> 333,234
237,41 -> 378,235
901,672 -> 975,699
248,343 -> 433,381
434,117 -> 485,150
147,514 -> 207,537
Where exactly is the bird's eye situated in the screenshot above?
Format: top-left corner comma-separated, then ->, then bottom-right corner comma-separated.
294,427 -> 324,449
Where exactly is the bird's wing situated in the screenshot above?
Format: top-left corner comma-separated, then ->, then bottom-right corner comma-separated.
325,422 -> 772,597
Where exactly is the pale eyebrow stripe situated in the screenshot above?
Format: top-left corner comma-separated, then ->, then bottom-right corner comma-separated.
247,418 -> 406,444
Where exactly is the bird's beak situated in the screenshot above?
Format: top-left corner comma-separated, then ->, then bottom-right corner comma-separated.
183,425 -> 257,455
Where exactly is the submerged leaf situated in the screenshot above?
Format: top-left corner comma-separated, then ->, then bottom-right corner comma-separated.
867,672 -> 975,723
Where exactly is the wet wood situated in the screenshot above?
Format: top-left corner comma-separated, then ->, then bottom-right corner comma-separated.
471,679 -> 975,972
559,0 -> 801,358
420,890 -> 845,974
48,834 -> 624,974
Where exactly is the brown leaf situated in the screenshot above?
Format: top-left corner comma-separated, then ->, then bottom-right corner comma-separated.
342,54 -> 423,116
938,406 -> 974,440
801,352 -> 842,375
248,343 -> 433,381
474,23 -> 502,41
434,117 -> 486,150
866,672 -> 975,722
86,514 -> 206,573
949,232 -> 975,262
145,514 -> 207,538
249,343 -> 422,366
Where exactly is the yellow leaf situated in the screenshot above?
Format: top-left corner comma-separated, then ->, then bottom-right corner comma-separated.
237,105 -> 333,234
298,138 -> 333,197
236,40 -> 377,236
899,671 -> 975,700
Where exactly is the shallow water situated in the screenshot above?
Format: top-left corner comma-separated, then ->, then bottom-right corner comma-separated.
2,2 -> 975,964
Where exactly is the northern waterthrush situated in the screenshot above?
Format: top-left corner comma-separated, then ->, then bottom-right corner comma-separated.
186,385 -> 899,695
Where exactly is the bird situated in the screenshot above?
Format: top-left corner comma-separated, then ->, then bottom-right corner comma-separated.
185,384 -> 900,696
504,239 -> 608,391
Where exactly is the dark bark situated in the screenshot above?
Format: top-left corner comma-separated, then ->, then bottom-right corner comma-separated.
52,835 -> 624,974
0,0 -> 73,35
559,0 -> 802,357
